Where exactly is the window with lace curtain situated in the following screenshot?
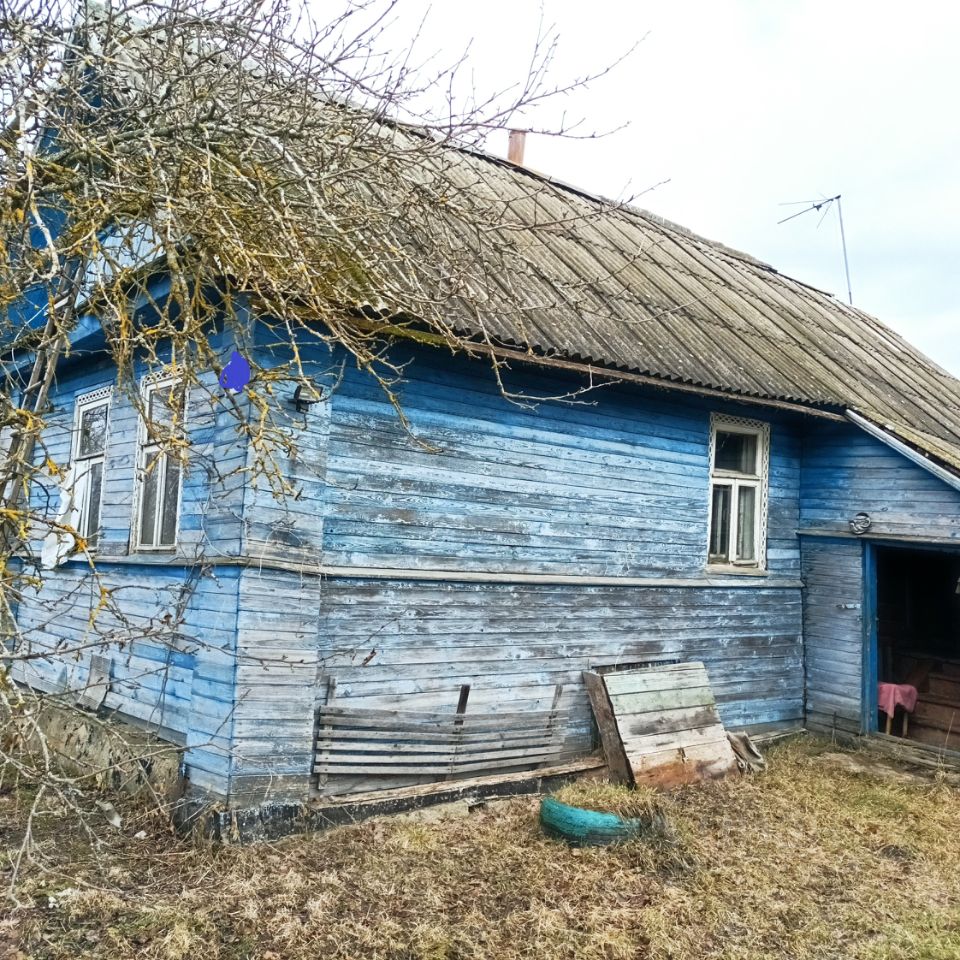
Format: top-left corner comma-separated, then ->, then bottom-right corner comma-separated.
707,415 -> 770,570
134,378 -> 185,550
72,388 -> 111,549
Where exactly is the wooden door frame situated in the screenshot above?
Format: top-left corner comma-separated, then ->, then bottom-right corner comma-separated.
861,541 -> 878,734
862,538 -> 960,735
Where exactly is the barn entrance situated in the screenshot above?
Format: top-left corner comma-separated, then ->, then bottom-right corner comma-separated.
876,545 -> 960,749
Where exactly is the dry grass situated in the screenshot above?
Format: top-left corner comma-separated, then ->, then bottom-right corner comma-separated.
4,736 -> 960,959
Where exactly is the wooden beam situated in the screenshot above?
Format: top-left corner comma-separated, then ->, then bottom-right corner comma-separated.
47,555 -> 808,588
583,671 -> 631,785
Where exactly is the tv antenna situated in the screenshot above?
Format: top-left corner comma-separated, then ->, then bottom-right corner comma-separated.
778,194 -> 853,305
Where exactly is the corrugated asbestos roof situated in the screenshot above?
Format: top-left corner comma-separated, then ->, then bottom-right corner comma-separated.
72,12 -> 960,476
410,143 -> 960,474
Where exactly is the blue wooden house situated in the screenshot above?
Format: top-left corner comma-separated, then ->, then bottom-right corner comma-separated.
8,137 -> 960,821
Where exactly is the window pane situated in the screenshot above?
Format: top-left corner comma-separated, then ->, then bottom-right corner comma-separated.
709,484 -> 731,561
78,403 -> 108,457
147,383 -> 185,435
84,460 -> 103,547
715,430 -> 758,475
139,451 -> 160,546
159,454 -> 181,546
736,485 -> 757,562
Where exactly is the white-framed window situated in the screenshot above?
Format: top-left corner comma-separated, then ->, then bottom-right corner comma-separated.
134,377 -> 186,550
707,414 -> 770,570
72,388 -> 112,550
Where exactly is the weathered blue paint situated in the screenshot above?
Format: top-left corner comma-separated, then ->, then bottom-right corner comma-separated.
796,537 -> 862,734
318,348 -> 803,579
862,541 -> 878,734
801,422 -> 960,541
10,325 -> 960,807
799,421 -> 960,735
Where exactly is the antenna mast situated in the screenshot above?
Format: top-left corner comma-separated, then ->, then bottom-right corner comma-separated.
778,194 -> 853,305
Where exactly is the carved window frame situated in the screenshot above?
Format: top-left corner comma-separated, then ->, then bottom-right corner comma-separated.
133,376 -> 186,551
707,413 -> 771,572
71,387 -> 113,550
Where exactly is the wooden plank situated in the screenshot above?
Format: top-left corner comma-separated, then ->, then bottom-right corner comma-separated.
311,693 -> 572,787
315,751 -> 566,777
313,757 -> 604,803
868,732 -> 960,767
316,747 -> 567,772
446,684 -> 472,780
604,665 -> 713,696
619,703 -> 727,740
314,735 -> 562,756
315,742 -> 565,768
540,683 -> 565,769
629,739 -> 739,787
584,662 -> 737,788
316,714 -> 569,735
318,706 -> 565,726
312,727 -> 561,747
316,677 -> 337,793
77,654 -> 112,710
606,685 -> 716,715
620,724 -> 732,755
316,714 -> 571,734
582,671 -> 631,784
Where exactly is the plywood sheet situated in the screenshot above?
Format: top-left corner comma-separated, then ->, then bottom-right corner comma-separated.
584,661 -> 737,788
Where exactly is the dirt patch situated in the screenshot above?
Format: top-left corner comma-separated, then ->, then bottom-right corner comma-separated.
817,751 -> 930,784
820,746 -> 960,787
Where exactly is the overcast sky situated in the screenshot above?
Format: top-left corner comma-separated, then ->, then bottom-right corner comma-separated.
387,0 -> 960,376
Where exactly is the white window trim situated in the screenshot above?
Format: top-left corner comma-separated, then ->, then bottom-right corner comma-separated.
133,376 -> 186,552
707,414 -> 770,572
71,387 -> 112,549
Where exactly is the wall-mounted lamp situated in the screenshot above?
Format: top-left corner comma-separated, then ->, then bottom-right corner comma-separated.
289,382 -> 324,414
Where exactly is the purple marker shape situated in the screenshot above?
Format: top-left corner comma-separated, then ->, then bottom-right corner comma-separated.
219,351 -> 251,392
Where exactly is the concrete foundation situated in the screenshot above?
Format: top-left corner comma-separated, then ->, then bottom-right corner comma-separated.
2,697 -> 184,804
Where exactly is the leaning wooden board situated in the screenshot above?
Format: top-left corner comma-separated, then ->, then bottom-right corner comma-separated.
584,662 -> 738,788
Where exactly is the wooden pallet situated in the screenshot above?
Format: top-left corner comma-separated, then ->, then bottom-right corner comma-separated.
312,687 -> 567,784
584,661 -> 738,788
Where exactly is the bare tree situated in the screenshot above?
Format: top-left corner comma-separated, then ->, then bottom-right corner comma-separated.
0,0 -> 630,893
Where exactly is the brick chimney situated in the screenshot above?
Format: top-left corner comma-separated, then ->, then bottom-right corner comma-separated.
508,129 -> 526,165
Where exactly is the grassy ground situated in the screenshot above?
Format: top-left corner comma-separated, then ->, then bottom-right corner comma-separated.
3,736 -> 960,960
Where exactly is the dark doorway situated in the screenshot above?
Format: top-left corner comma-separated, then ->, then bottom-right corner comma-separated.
877,546 -> 960,748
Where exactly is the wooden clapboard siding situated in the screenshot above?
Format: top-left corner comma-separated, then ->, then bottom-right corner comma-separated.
230,335 -> 342,568
321,347 -> 803,579
800,536 -> 864,734
238,344 -> 331,564
173,366 -> 250,555
179,568 -> 241,795
213,340 -> 809,801
11,558 -> 241,794
25,333 -> 249,561
317,577 -> 803,791
228,566 -> 322,800
801,422 -> 960,540
11,561 -> 196,732
11,330 -> 260,798
37,331 -> 960,807
798,421 -> 960,736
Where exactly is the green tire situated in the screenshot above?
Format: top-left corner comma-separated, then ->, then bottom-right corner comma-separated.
539,795 -> 647,847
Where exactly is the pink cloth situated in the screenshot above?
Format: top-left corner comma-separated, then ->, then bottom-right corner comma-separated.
878,682 -> 918,717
